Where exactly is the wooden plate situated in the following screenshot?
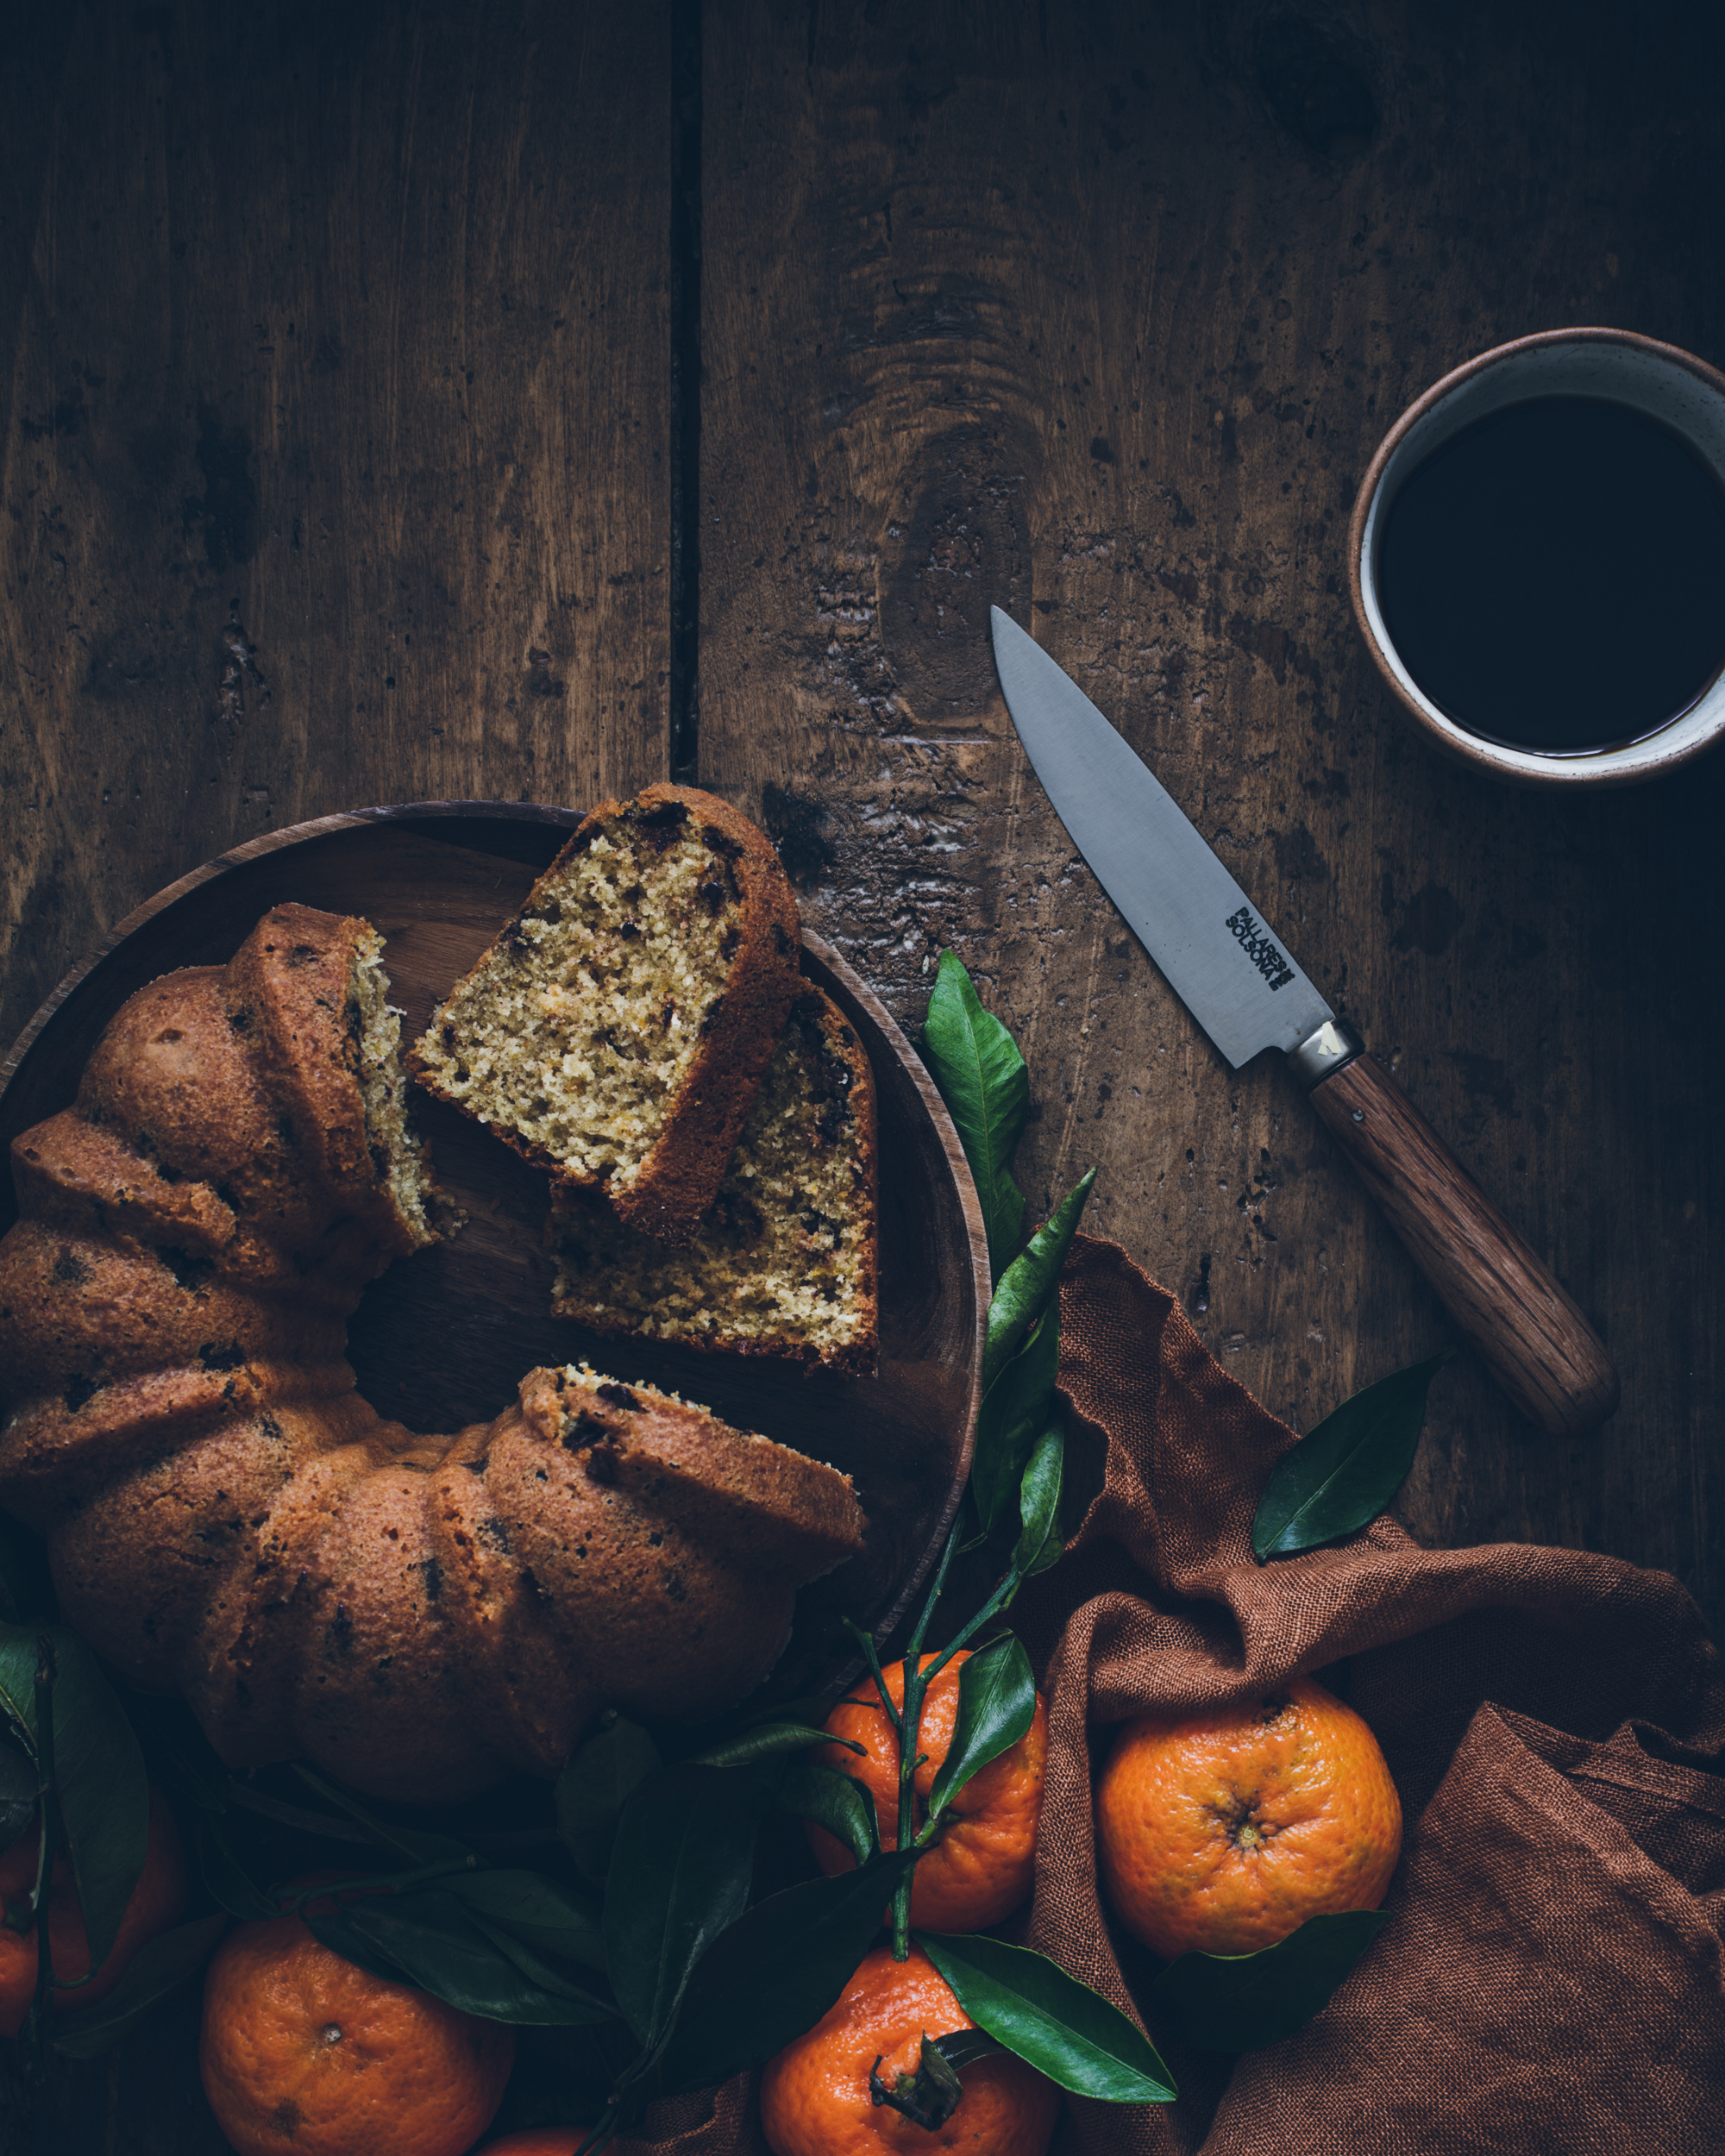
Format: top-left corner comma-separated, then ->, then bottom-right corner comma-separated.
0,804 -> 989,1710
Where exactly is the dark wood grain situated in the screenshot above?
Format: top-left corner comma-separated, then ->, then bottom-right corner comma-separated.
0,12 -> 680,2140
698,0 -> 1725,1626
3,2 -> 1725,2144
0,0 -> 674,1062
1309,1053 -> 1619,1438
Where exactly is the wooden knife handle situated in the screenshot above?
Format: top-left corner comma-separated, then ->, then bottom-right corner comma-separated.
1307,1050 -> 1620,1438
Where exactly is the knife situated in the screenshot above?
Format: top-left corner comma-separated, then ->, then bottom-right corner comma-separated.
989,605 -> 1619,1439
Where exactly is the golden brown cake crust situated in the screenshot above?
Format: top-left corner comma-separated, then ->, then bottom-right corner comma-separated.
0,902 -> 867,1805
614,787 -> 805,1238
407,784 -> 803,1244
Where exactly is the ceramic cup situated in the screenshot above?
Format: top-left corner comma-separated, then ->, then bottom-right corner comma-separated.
1348,326 -> 1725,787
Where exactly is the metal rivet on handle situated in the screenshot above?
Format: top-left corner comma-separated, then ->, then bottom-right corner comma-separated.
1352,1108 -> 1365,1123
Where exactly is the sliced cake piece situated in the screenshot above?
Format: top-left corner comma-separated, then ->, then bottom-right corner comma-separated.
425,1362 -> 868,1759
409,785 -> 801,1241
347,918 -> 444,1249
549,988 -> 879,1374
518,1362 -> 867,1583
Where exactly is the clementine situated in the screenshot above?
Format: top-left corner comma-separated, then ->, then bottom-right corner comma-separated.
1095,1676 -> 1402,1960
760,1943 -> 1059,2156
808,1653 -> 1048,1932
198,1881 -> 513,2156
0,1780 -> 187,2040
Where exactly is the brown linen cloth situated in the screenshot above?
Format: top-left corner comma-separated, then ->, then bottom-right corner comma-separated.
621,1235 -> 1725,2155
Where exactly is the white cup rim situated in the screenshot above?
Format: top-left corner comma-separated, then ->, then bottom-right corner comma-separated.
1347,326 -> 1725,787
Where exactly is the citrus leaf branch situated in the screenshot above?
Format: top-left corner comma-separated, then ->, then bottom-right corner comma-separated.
922,1636 -> 1037,1830
983,1170 -> 1095,1388
920,952 -> 1030,1275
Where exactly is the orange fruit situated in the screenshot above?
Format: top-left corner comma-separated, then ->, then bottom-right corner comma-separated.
1095,1676 -> 1402,1960
760,1942 -> 1060,2156
0,1780 -> 187,2039
198,1879 -> 514,2156
808,1653 -> 1048,1932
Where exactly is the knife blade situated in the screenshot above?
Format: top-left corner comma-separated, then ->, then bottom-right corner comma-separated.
990,605 -> 1619,1439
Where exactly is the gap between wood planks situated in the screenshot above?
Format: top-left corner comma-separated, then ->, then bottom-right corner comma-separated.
668,0 -> 702,784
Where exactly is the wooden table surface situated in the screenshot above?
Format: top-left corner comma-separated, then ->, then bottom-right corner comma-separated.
3,2 -> 1721,2145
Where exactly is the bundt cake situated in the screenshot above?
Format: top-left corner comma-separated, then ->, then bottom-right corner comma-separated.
409,783 -> 803,1243
0,904 -> 865,1804
549,988 -> 880,1372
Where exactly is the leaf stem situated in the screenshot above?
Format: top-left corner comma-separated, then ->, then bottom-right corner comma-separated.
901,1567 -> 1026,1857
573,2099 -> 622,2156
904,1508 -> 964,1670
841,1618 -> 903,1739
888,1733 -> 919,1959
28,1633 -> 59,2056
887,1509 -> 972,1959
921,1564 -> 1023,1689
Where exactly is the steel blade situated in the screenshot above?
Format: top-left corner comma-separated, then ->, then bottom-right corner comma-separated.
991,607 -> 1332,1067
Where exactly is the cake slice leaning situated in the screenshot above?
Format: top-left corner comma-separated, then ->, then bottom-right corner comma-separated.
409,784 -> 802,1242
549,987 -> 879,1374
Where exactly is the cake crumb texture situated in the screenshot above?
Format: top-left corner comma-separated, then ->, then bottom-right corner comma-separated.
409,784 -> 802,1239
350,924 -> 440,1248
550,988 -> 878,1371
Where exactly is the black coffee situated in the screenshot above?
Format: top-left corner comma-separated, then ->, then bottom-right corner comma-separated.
1376,394 -> 1725,753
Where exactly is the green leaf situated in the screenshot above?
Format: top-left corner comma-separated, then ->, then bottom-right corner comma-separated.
674,1689 -> 832,1758
303,1904 -> 412,1987
920,952 -> 1031,1275
0,1735 -> 35,1851
971,1307 -> 1062,1539
1251,1353 -> 1454,1561
601,1763 -> 756,2053
982,1169 -> 1095,1389
335,1890 -> 614,2026
0,1629 -> 39,1756
1012,1426 -> 1066,1578
652,1853 -> 915,2096
924,1637 -> 1037,1827
46,1629 -> 150,1976
198,1816 -> 278,1921
918,1931 -> 1176,2105
775,1758 -> 878,1868
682,1723 -> 853,1770
443,1869 -> 606,1971
291,1763 -> 473,1865
1148,1910 -> 1392,2053
49,1912 -> 229,2059
557,1714 -> 662,1884
458,1904 -> 615,2010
